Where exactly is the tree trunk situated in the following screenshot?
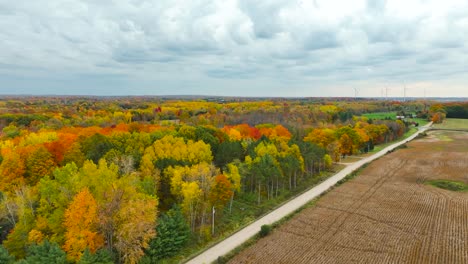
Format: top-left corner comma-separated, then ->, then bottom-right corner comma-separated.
258,183 -> 261,205
294,171 -> 297,188
267,181 -> 270,200
229,193 -> 234,214
276,178 -> 279,197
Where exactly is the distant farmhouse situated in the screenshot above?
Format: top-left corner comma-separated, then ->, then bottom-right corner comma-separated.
396,113 -> 417,120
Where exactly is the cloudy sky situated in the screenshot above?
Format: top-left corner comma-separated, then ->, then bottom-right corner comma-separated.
1,0 -> 468,97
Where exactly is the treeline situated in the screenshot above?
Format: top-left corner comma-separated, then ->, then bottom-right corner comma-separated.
0,97 -> 430,130
444,103 -> 468,119
304,119 -> 406,160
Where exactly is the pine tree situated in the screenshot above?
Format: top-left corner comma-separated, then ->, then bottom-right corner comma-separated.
23,240 -> 67,264
0,245 -> 14,264
145,206 -> 190,261
78,248 -> 114,264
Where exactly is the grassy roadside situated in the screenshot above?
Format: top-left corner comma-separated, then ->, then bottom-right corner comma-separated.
216,165 -> 369,264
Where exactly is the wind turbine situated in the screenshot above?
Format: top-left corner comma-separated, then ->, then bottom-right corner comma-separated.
403,83 -> 408,102
353,87 -> 359,99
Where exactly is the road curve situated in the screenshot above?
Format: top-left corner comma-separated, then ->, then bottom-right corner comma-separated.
186,123 -> 432,264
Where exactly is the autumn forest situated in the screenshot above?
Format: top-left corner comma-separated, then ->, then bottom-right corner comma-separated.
0,97 -> 455,263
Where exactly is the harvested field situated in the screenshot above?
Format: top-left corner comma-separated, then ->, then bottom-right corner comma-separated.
433,118 -> 468,130
230,130 -> 468,264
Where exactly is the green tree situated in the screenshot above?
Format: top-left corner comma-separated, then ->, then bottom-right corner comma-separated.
2,124 -> 20,138
214,141 -> 243,169
298,141 -> 326,174
250,154 -> 281,204
80,133 -> 113,164
194,126 -> 220,154
0,245 -> 14,264
144,206 -> 190,261
22,240 -> 67,264
78,248 -> 114,264
34,164 -> 79,245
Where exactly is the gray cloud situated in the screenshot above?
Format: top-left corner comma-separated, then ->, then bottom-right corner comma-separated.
0,0 -> 468,97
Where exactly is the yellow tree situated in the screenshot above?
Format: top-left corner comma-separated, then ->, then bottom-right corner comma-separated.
304,128 -> 336,149
139,154 -> 160,196
114,194 -> 158,264
25,145 -> 56,185
338,134 -> 353,157
168,163 -> 218,234
319,105 -> 339,122
180,181 -> 202,232
63,188 -> 104,261
278,143 -> 305,189
0,149 -> 25,192
225,163 -> 241,213
143,135 -> 212,166
76,164 -> 158,264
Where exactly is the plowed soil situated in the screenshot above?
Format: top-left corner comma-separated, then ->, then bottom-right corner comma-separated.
230,131 -> 468,264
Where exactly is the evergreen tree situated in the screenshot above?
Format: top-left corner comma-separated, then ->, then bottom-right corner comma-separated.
214,141 -> 243,169
80,133 -> 113,164
22,240 -> 67,264
0,245 -> 14,264
78,248 -> 114,264
144,206 -> 190,261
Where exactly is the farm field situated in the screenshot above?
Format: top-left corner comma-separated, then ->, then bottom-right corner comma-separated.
362,111 -> 396,119
433,118 -> 468,130
230,130 -> 468,263
362,111 -> 429,126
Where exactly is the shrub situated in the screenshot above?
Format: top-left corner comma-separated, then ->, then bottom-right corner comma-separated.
259,224 -> 272,237
426,180 -> 468,192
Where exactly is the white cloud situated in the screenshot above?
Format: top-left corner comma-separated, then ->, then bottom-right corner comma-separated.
0,0 -> 467,96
